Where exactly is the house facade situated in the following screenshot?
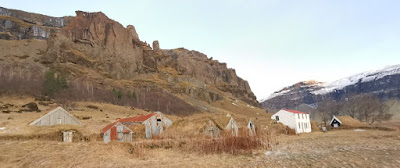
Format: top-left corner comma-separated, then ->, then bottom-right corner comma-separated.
330,115 -> 342,128
247,119 -> 256,136
271,109 -> 311,134
203,119 -> 223,138
118,112 -> 173,138
101,122 -> 134,143
226,117 -> 240,136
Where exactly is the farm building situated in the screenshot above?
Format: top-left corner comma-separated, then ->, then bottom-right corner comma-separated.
101,122 -> 134,143
29,107 -> 82,126
330,115 -> 342,128
202,119 -> 224,138
329,116 -> 366,128
62,130 -> 75,143
247,119 -> 256,136
271,109 -> 311,134
226,117 -> 240,136
118,112 -> 172,138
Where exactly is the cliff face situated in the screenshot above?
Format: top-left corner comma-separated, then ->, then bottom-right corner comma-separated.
156,48 -> 257,106
42,11 -> 149,79
0,7 -> 72,40
261,66 -> 400,111
0,7 -> 259,112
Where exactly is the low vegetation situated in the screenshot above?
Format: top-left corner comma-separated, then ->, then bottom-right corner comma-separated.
317,93 -> 393,125
0,70 -> 198,116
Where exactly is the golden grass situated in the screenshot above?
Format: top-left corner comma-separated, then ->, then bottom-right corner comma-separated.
1,96 -> 400,167
0,140 -> 257,168
336,116 -> 367,128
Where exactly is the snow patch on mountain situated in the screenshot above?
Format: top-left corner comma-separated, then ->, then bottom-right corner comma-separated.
261,64 -> 400,102
260,89 -> 291,101
260,81 -> 324,101
312,65 -> 400,95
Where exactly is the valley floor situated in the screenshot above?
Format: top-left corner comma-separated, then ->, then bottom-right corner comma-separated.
0,129 -> 399,168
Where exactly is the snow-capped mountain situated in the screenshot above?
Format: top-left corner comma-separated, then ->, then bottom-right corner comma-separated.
260,65 -> 400,110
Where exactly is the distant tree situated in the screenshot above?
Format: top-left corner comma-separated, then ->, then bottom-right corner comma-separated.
333,93 -> 393,125
341,93 -> 363,119
355,94 -> 393,125
112,88 -> 122,100
43,70 -> 67,96
117,90 -> 122,99
132,91 -> 137,100
316,98 -> 342,125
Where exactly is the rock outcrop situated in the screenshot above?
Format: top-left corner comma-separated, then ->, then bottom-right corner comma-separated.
0,7 -> 72,40
0,6 -> 259,112
42,11 -> 152,79
153,40 -> 160,51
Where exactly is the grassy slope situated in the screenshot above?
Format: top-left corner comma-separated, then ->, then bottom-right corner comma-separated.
0,95 -> 271,137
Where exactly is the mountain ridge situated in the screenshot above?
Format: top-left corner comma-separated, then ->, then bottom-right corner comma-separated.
261,64 -> 400,110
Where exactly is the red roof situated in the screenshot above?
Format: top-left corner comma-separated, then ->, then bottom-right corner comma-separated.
101,122 -> 117,133
283,109 -> 307,114
118,113 -> 156,123
101,113 -> 156,133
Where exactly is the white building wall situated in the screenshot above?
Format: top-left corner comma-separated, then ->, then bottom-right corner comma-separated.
271,110 -> 311,134
294,113 -> 312,134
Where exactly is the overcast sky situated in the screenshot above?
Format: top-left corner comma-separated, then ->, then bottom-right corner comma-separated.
2,0 -> 400,100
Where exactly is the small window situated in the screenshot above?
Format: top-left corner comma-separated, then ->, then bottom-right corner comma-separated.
116,125 -> 123,132
157,119 -> 162,122
298,123 -> 301,129
298,114 -> 300,119
275,116 -> 280,121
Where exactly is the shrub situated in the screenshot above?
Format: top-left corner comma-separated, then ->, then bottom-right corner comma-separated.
182,131 -> 270,155
43,70 -> 67,96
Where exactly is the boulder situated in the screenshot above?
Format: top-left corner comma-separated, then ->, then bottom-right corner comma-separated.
21,102 -> 39,112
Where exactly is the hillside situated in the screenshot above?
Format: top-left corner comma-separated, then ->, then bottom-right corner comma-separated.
261,65 -> 400,111
0,6 -> 258,116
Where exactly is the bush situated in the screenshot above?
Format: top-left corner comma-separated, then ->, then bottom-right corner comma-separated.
43,70 -> 67,96
183,132 -> 270,155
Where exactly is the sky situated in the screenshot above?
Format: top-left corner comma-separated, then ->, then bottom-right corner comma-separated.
2,0 -> 400,100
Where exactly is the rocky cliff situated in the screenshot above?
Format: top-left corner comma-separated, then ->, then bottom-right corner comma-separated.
0,7 -> 72,40
0,7 -> 259,114
261,65 -> 400,110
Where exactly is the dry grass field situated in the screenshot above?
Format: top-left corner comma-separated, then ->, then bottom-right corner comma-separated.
255,130 -> 400,168
1,96 -> 400,168
0,129 -> 398,167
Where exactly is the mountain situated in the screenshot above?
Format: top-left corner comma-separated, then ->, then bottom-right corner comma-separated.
0,7 -> 258,115
261,65 -> 400,110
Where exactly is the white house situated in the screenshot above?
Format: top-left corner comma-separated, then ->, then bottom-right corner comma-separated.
271,109 -> 311,134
